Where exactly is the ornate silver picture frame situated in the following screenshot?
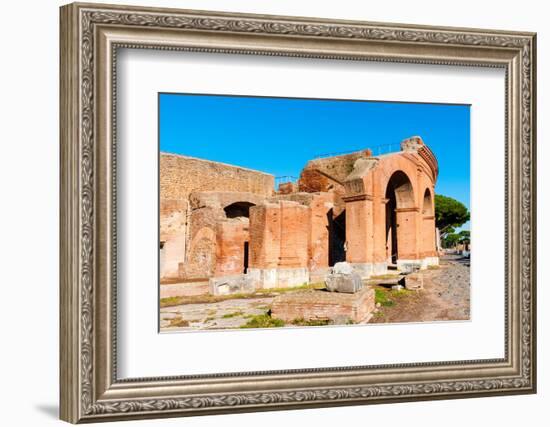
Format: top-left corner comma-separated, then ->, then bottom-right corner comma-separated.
60,2 -> 536,423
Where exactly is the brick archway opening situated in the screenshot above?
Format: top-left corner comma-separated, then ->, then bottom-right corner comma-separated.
222,201 -> 256,274
223,201 -> 255,219
385,171 -> 415,264
422,188 -> 433,215
328,208 -> 346,266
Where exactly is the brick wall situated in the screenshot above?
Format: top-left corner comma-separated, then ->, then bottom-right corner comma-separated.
160,153 -> 274,201
299,149 -> 371,192
160,154 -> 274,280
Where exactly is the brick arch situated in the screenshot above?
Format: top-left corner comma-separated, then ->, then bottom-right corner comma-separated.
375,154 -> 420,202
385,170 -> 415,209
223,201 -> 256,218
383,170 -> 417,264
420,187 -> 437,260
422,187 -> 434,215
189,191 -> 267,211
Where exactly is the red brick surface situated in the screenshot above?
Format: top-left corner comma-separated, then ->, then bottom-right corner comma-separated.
271,287 -> 375,323
160,137 -> 439,289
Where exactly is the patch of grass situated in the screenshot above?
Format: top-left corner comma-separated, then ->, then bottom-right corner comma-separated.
427,265 -> 440,270
160,283 -> 326,307
389,288 -> 414,298
240,314 -> 285,329
375,288 -> 395,307
161,293 -> 253,307
222,311 -> 244,319
204,316 -> 216,322
168,316 -> 189,328
255,282 -> 326,295
291,318 -> 331,327
370,274 -> 400,280
160,296 -> 185,307
373,311 -> 384,318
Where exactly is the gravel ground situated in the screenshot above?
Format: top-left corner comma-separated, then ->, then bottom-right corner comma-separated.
369,255 -> 471,323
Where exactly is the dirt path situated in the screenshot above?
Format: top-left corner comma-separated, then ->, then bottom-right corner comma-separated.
369,255 -> 470,324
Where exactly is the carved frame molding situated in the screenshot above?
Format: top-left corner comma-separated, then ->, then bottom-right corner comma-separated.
60,2 -> 536,423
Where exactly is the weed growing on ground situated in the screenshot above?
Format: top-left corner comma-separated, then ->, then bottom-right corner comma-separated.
222,311 -> 244,319
240,314 -> 285,328
375,288 -> 395,307
168,316 -> 189,328
291,318 -> 331,327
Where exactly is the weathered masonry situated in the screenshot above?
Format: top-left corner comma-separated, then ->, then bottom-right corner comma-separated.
160,136 -> 439,295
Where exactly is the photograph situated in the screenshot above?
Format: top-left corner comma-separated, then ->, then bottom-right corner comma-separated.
158,93 -> 471,331
56,2 -> 536,422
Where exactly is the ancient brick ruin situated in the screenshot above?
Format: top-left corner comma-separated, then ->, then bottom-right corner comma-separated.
160,136 -> 439,295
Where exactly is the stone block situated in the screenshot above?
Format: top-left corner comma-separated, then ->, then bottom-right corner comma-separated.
160,281 -> 209,298
403,273 -> 423,290
209,274 -> 255,296
325,262 -> 363,293
325,272 -> 363,293
247,267 -> 309,289
333,261 -> 354,275
397,260 -> 422,274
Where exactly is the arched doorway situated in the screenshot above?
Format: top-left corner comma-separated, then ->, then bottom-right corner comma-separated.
328,208 -> 346,266
385,171 -> 415,264
221,201 -> 256,274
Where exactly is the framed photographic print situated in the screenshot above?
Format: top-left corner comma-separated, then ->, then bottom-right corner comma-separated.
60,2 -> 537,423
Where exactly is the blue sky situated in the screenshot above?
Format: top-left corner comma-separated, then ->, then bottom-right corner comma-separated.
159,93 -> 470,229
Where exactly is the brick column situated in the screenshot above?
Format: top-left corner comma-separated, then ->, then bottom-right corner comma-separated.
372,196 -> 388,274
278,201 -> 309,268
308,194 -> 333,272
420,215 -> 436,256
395,207 -> 421,270
248,201 -> 310,289
249,203 -> 280,269
343,195 -> 375,278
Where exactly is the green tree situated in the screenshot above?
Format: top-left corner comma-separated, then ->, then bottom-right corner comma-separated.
442,232 -> 460,248
442,229 -> 470,249
434,194 -> 470,234
458,230 -> 470,244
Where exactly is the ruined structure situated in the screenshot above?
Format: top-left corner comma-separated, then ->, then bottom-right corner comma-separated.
160,136 -> 439,295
